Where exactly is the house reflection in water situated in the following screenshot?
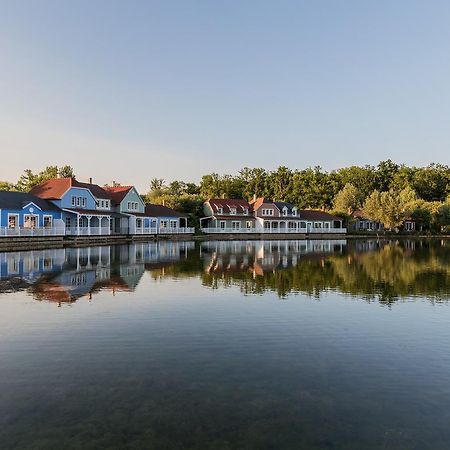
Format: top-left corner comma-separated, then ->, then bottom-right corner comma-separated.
201,240 -> 347,276
0,241 -> 196,306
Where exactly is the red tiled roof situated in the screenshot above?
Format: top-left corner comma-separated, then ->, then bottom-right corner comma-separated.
250,197 -> 276,210
103,185 -> 134,205
30,178 -> 111,200
208,198 -> 252,214
299,210 -> 343,221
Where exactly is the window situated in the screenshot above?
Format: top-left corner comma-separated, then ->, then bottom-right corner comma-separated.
82,198 -> 86,207
77,197 -> 81,207
300,221 -> 306,228
24,215 -> 37,229
292,208 -> 297,216
217,207 -> 223,214
71,196 -> 76,207
243,208 -> 248,215
246,221 -> 252,229
160,220 -> 168,229
282,207 -> 288,216
127,202 -> 131,210
8,215 -> 18,229
314,222 -> 322,228
220,221 -> 226,230
170,220 -> 177,228
262,209 -> 274,216
230,207 -> 237,215
232,221 -> 240,230
43,216 -> 52,228
65,217 -> 71,228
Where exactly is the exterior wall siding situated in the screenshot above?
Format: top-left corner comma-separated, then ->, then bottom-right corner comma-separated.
119,188 -> 145,214
0,204 -> 61,228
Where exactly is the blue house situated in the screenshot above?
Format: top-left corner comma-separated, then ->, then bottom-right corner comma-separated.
0,190 -> 63,236
144,204 -> 192,234
30,178 -> 112,235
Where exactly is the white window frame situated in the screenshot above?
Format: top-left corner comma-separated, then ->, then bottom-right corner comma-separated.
24,214 -> 38,229
229,207 -> 237,215
232,221 -> 241,230
282,207 -> 288,216
71,196 -> 76,207
219,221 -> 226,230
7,213 -> 19,229
217,207 -> 223,214
43,215 -> 53,228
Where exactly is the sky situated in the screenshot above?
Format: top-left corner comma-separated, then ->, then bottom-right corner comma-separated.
1,1 -> 450,192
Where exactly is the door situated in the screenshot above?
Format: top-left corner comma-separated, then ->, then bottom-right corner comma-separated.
24,215 -> 37,229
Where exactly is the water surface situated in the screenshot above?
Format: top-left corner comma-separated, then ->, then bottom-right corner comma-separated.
0,239 -> 449,449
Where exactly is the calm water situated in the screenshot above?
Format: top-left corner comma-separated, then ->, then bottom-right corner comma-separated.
0,239 -> 449,450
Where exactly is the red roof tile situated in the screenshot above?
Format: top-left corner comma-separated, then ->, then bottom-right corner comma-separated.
299,210 -> 343,221
30,178 -> 111,200
103,186 -> 134,205
208,198 -> 252,214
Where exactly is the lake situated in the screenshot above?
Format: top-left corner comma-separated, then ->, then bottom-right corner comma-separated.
0,239 -> 449,449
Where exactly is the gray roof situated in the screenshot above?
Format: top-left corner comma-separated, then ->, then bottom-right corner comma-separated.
274,201 -> 296,213
0,190 -> 61,212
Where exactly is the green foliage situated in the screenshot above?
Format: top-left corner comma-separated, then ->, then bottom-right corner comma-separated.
332,183 -> 360,214
15,166 -> 76,192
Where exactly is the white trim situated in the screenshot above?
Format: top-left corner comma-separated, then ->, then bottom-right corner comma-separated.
22,201 -> 42,211
23,213 -> 39,229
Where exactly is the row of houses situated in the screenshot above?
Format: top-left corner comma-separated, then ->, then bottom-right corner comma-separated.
0,177 -> 417,237
0,178 -> 193,237
200,197 -> 347,234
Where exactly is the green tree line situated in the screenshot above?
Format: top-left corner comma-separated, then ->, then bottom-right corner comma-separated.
2,161 -> 450,232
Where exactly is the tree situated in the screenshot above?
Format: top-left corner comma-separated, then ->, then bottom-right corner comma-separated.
363,190 -> 383,223
15,165 -> 75,192
363,190 -> 404,231
59,165 -> 75,178
0,181 -> 15,191
332,183 -> 360,214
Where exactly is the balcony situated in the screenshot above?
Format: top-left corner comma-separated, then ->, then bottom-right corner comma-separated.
0,227 -> 66,237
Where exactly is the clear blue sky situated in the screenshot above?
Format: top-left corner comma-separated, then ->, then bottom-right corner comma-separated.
1,1 -> 450,191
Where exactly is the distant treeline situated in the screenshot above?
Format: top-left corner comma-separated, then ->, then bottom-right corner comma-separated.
2,161 -> 450,231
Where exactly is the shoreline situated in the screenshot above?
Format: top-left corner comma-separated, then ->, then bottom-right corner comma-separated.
0,232 -> 448,252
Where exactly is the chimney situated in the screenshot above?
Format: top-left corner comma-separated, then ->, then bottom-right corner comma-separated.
89,177 -> 93,184
253,193 -> 257,202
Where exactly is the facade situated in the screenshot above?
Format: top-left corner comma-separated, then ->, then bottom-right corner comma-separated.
0,191 -> 64,236
349,210 -> 384,233
31,178 -> 112,235
252,198 -> 304,232
200,199 -> 256,232
403,218 -> 416,232
104,185 -> 147,234
200,198 -> 346,234
144,204 -> 193,234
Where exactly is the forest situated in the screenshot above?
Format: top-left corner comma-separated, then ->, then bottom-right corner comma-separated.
2,161 -> 450,232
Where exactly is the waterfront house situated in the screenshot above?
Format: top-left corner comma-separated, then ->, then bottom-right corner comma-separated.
200,198 -> 256,232
103,185 -> 147,234
348,209 -> 384,233
403,217 -> 416,232
144,204 -> 193,234
31,178 -> 112,235
298,210 -> 345,233
0,190 -> 64,237
251,197 -> 303,233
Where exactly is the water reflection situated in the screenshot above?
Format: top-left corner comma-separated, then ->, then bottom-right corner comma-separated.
0,239 -> 449,305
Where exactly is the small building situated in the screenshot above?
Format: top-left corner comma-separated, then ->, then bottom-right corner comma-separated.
349,209 -> 384,233
144,204 -> 193,234
0,190 -> 64,236
297,210 -> 345,233
200,199 -> 256,232
403,217 -> 416,232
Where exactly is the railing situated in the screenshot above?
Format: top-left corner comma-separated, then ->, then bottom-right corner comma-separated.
158,227 -> 195,234
65,227 -> 111,236
0,227 -> 65,237
201,227 -> 347,234
134,227 -> 158,235
201,228 -> 257,234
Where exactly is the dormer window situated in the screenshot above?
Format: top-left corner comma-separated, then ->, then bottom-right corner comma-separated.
230,207 -> 237,215
292,208 -> 297,217
217,207 -> 223,214
282,207 -> 288,216
243,208 -> 248,215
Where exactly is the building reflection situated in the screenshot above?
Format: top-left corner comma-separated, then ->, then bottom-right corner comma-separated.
0,239 -> 448,305
0,241 -> 195,306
